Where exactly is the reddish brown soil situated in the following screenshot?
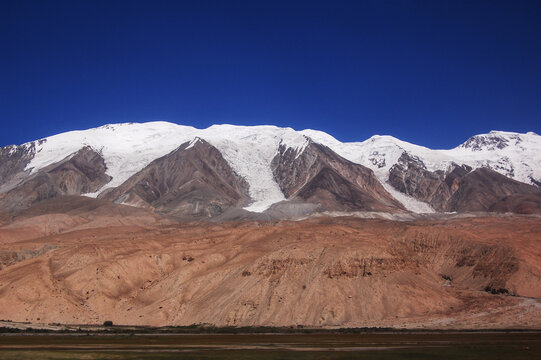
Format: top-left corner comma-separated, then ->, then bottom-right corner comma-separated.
0,201 -> 539,329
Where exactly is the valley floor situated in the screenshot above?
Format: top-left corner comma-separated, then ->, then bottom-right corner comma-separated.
0,332 -> 540,360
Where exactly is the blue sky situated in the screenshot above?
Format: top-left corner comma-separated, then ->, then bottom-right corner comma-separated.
1,0 -> 540,148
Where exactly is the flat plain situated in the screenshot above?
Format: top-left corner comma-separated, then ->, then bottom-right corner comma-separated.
0,332 -> 540,359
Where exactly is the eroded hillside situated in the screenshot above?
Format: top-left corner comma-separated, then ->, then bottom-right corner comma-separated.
0,197 -> 539,329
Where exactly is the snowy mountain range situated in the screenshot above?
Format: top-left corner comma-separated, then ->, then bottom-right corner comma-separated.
0,122 -> 540,218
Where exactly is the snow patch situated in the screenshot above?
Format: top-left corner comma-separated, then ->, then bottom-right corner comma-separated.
381,182 -> 435,213
185,137 -> 202,149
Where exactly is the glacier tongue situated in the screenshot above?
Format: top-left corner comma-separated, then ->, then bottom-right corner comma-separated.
199,125 -> 309,212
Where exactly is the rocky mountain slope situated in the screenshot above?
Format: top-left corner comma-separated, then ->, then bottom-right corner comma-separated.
100,138 -> 251,218
388,154 -> 540,212
0,122 -> 539,217
271,142 -> 404,212
0,146 -> 111,213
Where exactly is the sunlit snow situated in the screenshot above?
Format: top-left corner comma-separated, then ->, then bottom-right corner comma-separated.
19,121 -> 541,214
23,122 -> 311,212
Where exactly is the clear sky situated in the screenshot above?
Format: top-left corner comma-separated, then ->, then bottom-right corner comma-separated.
1,0 -> 540,149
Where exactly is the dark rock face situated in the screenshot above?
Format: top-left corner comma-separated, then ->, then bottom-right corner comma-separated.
459,133 -> 518,151
447,168 -> 540,212
389,152 -> 449,211
0,146 -> 111,212
388,152 -> 540,212
295,166 -> 398,212
388,152 -> 472,211
0,143 -> 37,194
100,139 -> 250,218
530,177 -> 541,187
272,142 -> 404,212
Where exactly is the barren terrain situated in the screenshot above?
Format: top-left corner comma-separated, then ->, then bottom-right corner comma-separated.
0,197 -> 540,329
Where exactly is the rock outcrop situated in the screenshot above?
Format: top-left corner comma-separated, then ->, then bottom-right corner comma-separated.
0,142 -> 38,194
272,142 -> 405,212
0,146 -> 111,212
100,139 -> 250,218
389,152 -> 540,212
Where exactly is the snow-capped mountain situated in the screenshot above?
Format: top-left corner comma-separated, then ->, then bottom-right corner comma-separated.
2,123 -> 310,212
303,129 -> 541,212
0,122 -> 539,217
302,129 -> 541,187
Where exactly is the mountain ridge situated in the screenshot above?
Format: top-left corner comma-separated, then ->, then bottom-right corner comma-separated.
0,122 -> 539,216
